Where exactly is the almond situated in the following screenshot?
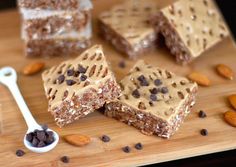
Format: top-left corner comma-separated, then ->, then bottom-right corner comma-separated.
224,111 -> 236,127
64,134 -> 91,147
228,94 -> 236,110
187,72 -> 210,86
216,64 -> 234,80
23,62 -> 45,75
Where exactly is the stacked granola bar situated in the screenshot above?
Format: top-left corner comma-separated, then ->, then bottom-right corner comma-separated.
18,0 -> 93,57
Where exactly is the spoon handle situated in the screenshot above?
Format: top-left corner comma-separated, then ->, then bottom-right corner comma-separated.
7,81 -> 39,128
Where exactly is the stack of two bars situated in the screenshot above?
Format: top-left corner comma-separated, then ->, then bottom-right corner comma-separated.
18,0 -> 93,57
99,0 -> 229,64
42,45 -> 198,138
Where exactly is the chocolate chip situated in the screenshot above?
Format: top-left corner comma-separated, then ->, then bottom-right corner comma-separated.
200,129 -> 208,136
80,74 -> 87,81
32,137 -> 39,147
198,110 -> 207,118
57,75 -> 65,84
122,146 -> 131,153
78,65 -> 86,73
132,89 -> 140,98
161,87 -> 168,94
154,79 -> 162,86
134,143 -> 143,150
101,135 -> 110,142
74,71 -> 80,77
149,88 -> 159,94
150,94 -> 157,101
16,149 -> 25,157
26,132 -> 34,142
118,60 -> 126,68
66,80 -> 76,86
37,141 -> 46,147
61,156 -> 69,163
67,69 -> 74,76
138,75 -> 149,86
36,131 -> 46,141
46,131 -> 54,137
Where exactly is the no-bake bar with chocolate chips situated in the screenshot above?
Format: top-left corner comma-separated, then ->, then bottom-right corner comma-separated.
42,45 -> 121,127
98,0 -> 160,59
105,60 -> 198,138
152,0 -> 229,64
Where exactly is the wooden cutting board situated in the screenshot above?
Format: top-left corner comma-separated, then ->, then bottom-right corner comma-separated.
0,1 -> 236,166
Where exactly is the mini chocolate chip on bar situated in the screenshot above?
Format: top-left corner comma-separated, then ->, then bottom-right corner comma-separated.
42,45 -> 121,127
122,146 -> 131,153
61,156 -> 70,163
67,69 -> 75,76
101,135 -> 110,142
105,60 -> 198,138
132,89 -> 140,98
16,149 -> 25,157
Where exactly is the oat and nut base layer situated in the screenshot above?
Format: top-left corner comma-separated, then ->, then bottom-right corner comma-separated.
98,0 -> 159,59
42,45 -> 121,127
152,0 -> 229,64
105,60 -> 198,138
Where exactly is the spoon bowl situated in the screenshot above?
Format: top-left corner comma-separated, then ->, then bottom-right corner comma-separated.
24,128 -> 59,153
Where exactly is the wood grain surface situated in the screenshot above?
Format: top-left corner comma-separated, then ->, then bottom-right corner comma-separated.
0,0 -> 236,167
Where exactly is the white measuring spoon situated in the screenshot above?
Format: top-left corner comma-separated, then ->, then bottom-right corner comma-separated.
0,67 -> 59,153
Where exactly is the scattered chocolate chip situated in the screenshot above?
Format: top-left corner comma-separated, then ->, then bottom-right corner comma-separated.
200,129 -> 208,136
16,149 -> 25,157
150,88 -> 159,94
150,94 -> 157,101
26,132 -> 34,142
61,156 -> 70,163
154,79 -> 162,86
57,75 -> 65,84
198,110 -> 207,118
138,75 -> 149,86
38,141 -> 46,147
78,65 -> 86,73
132,89 -> 140,98
122,146 -> 131,153
101,135 -> 110,142
67,69 -> 74,76
80,74 -> 87,81
161,87 -> 168,94
66,80 -> 76,86
118,60 -> 126,68
134,143 -> 143,150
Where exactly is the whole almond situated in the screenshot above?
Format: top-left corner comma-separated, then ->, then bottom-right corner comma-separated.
216,64 -> 234,80
23,62 -> 45,75
228,94 -> 236,110
224,111 -> 236,127
188,72 -> 210,86
64,134 -> 91,147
